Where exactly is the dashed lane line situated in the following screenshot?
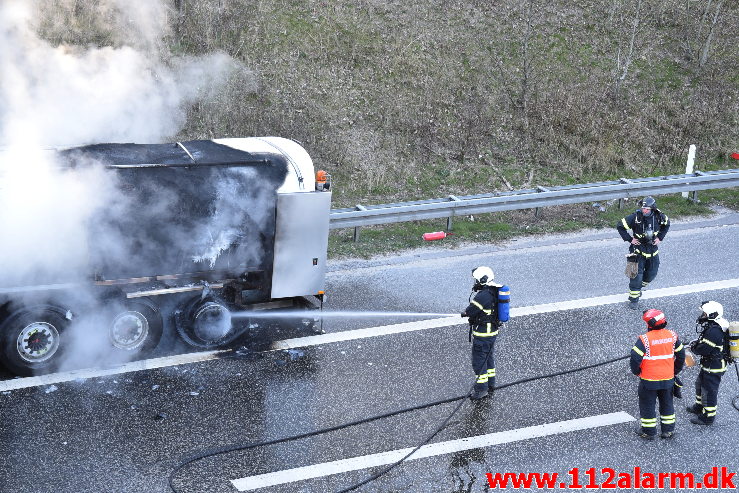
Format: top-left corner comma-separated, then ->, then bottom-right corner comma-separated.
230,411 -> 636,491
2,277 -> 737,391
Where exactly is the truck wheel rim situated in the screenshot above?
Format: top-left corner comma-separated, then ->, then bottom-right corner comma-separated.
192,302 -> 232,343
17,322 -> 60,363
110,311 -> 149,350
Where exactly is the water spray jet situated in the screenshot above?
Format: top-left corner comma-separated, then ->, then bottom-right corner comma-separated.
231,310 -> 457,320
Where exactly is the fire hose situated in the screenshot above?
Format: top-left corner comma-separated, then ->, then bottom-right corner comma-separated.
168,350 -> 629,493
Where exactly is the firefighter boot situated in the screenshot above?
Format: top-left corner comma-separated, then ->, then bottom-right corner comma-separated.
690,406 -> 715,425
470,388 -> 488,400
634,430 -> 656,441
686,405 -> 701,415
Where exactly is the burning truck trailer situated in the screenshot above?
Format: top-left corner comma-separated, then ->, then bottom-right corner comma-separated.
0,138 -> 331,376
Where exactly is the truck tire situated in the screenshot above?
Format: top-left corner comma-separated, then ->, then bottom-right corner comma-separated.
175,295 -> 238,348
0,305 -> 70,376
107,298 -> 163,355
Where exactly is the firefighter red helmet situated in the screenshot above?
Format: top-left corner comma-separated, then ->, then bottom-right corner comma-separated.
642,309 -> 667,330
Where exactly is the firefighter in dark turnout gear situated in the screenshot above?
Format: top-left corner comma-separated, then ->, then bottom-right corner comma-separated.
687,301 -> 729,425
461,266 -> 504,400
617,196 -> 670,309
630,309 -> 685,440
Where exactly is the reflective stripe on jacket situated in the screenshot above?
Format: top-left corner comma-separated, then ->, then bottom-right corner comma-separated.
616,209 -> 670,254
464,286 -> 500,337
636,329 -> 679,381
692,321 -> 728,373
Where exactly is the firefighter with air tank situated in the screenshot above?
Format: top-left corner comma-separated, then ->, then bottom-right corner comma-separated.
686,301 -> 734,425
461,266 -> 509,400
616,197 -> 670,310
617,196 -> 670,310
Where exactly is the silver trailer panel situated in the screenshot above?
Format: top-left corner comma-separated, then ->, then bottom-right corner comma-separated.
271,191 -> 331,299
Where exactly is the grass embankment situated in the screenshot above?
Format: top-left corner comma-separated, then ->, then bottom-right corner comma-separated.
161,0 -> 739,212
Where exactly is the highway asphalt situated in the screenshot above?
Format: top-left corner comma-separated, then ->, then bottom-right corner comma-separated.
0,209 -> 737,493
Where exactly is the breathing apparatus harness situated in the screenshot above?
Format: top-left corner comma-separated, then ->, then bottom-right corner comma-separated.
692,315 -> 732,364
465,279 -> 510,340
691,314 -> 739,413
466,284 -> 499,341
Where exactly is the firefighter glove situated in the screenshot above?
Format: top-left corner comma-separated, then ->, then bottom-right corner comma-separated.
673,376 -> 683,399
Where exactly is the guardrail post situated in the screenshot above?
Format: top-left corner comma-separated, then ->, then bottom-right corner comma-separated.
618,178 -> 632,209
690,171 -> 705,202
353,204 -> 367,242
447,195 -> 461,231
534,186 -> 549,218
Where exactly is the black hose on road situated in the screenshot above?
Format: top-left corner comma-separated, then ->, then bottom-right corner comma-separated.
335,353 -> 629,493
168,353 -> 629,493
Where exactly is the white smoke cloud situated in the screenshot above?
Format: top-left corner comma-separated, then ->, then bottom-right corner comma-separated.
0,0 -> 248,282
0,148 -> 117,286
0,0 -> 259,373
0,1 -> 239,147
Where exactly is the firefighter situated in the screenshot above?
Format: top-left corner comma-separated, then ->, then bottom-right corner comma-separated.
617,196 -> 670,309
687,301 -> 729,425
630,309 -> 685,439
461,266 -> 504,400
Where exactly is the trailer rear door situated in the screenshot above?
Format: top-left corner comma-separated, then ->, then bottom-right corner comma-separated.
270,191 -> 331,299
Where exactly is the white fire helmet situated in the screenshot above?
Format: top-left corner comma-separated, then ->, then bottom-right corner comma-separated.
472,266 -> 495,286
700,300 -> 723,320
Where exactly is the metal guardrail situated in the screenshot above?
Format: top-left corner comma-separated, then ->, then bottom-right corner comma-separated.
329,169 -> 739,233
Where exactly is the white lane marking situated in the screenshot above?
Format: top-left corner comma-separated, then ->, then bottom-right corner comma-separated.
4,277 -> 737,390
0,350 -> 226,392
272,277 -> 739,350
230,411 -> 636,491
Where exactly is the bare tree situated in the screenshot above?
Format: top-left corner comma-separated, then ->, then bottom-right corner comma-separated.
171,0 -> 186,40
614,0 -> 643,96
699,0 -> 725,67
520,0 -> 535,173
